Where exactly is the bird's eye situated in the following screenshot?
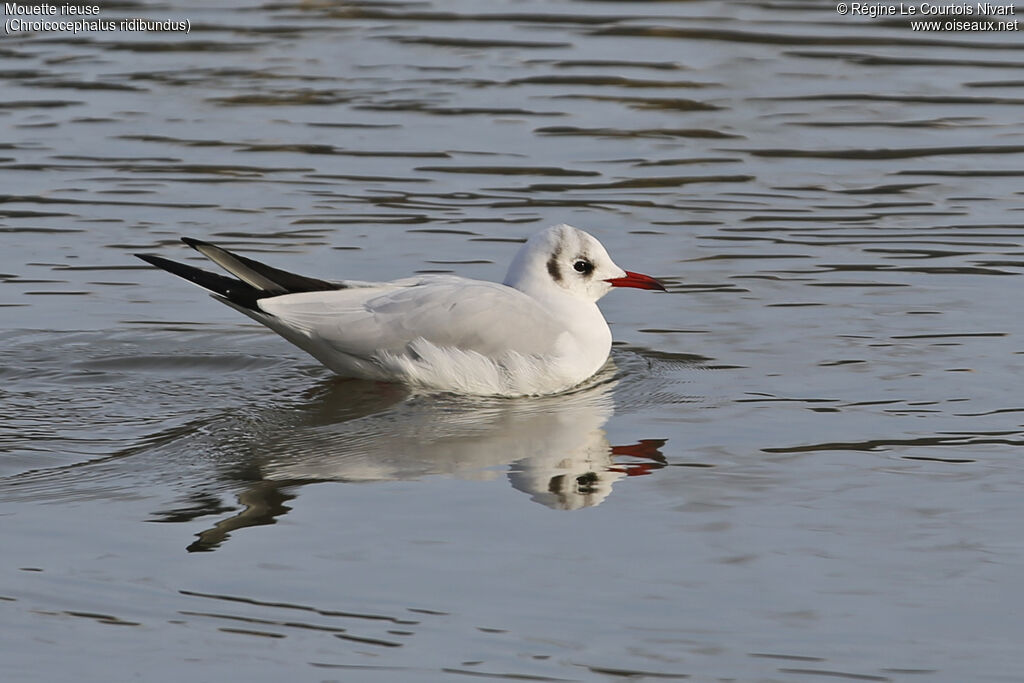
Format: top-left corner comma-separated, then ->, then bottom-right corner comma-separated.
573,260 -> 593,274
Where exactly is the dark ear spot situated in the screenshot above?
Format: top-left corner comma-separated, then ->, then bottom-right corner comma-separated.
547,255 -> 562,282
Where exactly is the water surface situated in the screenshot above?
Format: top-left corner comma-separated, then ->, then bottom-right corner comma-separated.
3,1 -> 1024,681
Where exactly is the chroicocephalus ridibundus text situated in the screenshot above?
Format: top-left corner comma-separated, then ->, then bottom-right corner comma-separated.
136,224 -> 665,396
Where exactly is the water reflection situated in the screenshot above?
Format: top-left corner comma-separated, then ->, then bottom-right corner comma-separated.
185,370 -> 667,551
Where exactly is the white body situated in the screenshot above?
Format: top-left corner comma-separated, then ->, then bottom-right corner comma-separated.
236,274 -> 613,396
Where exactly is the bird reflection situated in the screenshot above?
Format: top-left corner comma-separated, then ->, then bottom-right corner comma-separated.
510,438 -> 667,511
186,368 -> 667,551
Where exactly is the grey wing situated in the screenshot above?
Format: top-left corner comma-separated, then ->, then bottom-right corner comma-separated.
256,277 -> 567,361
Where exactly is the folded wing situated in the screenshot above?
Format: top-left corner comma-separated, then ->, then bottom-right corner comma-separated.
257,276 -> 567,362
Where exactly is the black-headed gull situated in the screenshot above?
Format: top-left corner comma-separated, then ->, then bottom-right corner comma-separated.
136,224 -> 665,396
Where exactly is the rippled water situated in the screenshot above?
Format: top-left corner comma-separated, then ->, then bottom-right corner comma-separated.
3,1 -> 1024,681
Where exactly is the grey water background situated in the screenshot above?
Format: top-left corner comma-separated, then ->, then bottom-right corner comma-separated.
2,1 -> 1024,680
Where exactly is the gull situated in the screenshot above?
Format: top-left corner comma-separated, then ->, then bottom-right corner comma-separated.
136,224 -> 665,396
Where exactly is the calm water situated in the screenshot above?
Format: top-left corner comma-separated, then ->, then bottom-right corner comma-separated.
3,1 -> 1024,680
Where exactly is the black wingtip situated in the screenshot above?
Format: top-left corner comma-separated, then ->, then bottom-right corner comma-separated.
181,237 -> 209,249
134,251 -> 263,310
135,253 -> 169,267
178,237 -> 346,295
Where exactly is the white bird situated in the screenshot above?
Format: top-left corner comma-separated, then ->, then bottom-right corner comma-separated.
136,224 -> 665,396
